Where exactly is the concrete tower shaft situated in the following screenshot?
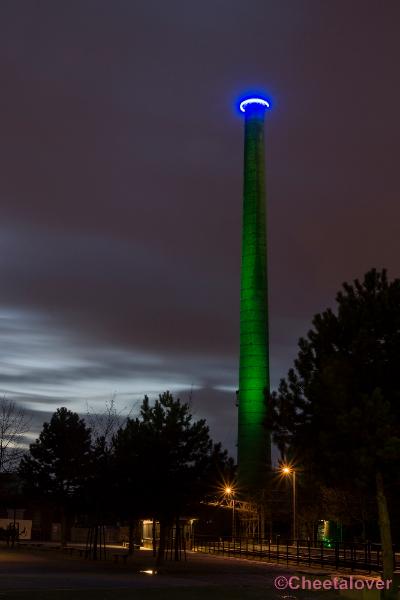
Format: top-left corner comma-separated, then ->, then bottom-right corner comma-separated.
238,100 -> 271,495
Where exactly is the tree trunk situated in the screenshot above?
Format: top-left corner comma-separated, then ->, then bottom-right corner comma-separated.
152,518 -> 157,557
376,471 -> 393,581
92,525 -> 98,560
60,506 -> 67,548
361,519 -> 367,542
128,521 -> 134,555
156,519 -> 166,566
0,441 -> 4,472
174,515 -> 180,561
134,520 -> 141,550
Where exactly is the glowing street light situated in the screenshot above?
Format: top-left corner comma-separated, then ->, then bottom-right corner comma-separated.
281,465 -> 297,540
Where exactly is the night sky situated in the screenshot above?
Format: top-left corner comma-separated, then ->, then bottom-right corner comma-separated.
1,1 -> 399,455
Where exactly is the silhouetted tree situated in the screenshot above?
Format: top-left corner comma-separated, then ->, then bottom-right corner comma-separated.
0,397 -> 30,472
113,391 -> 233,563
19,407 -> 92,546
86,395 -> 126,453
271,269 -> 400,580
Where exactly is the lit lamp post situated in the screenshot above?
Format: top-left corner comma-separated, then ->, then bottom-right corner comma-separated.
225,486 -> 236,540
281,466 -> 296,540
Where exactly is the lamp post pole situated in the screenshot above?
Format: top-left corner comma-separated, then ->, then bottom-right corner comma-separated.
281,466 -> 297,541
224,486 -> 236,541
293,470 -> 296,541
232,495 -> 235,541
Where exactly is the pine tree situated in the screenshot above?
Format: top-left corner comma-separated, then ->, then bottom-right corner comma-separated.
19,407 -> 92,545
272,269 -> 400,580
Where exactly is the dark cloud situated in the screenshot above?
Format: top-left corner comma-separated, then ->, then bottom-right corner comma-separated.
0,1 -> 399,455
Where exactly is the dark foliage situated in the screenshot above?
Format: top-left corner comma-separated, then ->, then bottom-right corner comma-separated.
112,391 -> 233,521
270,269 -> 400,577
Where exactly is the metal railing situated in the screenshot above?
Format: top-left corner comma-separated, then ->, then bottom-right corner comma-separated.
193,535 -> 397,573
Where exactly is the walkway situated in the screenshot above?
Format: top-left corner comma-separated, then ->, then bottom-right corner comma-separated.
0,545 -> 365,599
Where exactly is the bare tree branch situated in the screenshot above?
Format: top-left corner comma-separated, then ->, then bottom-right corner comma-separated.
0,396 -> 31,472
85,395 -> 127,450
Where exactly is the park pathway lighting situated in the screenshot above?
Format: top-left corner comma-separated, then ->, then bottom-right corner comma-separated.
224,485 -> 236,540
281,465 -> 297,540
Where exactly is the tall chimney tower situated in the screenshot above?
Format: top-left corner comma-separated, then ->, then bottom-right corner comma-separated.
237,96 -> 271,496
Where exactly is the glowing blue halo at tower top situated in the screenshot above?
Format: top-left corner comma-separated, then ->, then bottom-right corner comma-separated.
239,97 -> 270,113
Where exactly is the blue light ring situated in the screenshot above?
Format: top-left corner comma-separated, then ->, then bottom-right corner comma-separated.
239,98 -> 270,113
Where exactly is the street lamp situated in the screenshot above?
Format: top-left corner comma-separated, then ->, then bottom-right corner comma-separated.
224,486 -> 236,540
281,465 -> 296,540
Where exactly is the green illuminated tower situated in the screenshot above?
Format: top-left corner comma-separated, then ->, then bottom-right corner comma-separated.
238,97 -> 271,496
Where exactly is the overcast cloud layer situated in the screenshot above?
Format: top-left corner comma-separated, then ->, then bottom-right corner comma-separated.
0,1 -> 399,456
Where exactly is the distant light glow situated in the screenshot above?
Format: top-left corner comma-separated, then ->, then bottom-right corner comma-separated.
239,97 -> 270,113
220,481 -> 236,498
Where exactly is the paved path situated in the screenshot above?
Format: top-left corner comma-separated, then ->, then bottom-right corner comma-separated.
0,546 -> 349,599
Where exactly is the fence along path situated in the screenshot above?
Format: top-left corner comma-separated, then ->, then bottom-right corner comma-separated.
193,535 -> 398,573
